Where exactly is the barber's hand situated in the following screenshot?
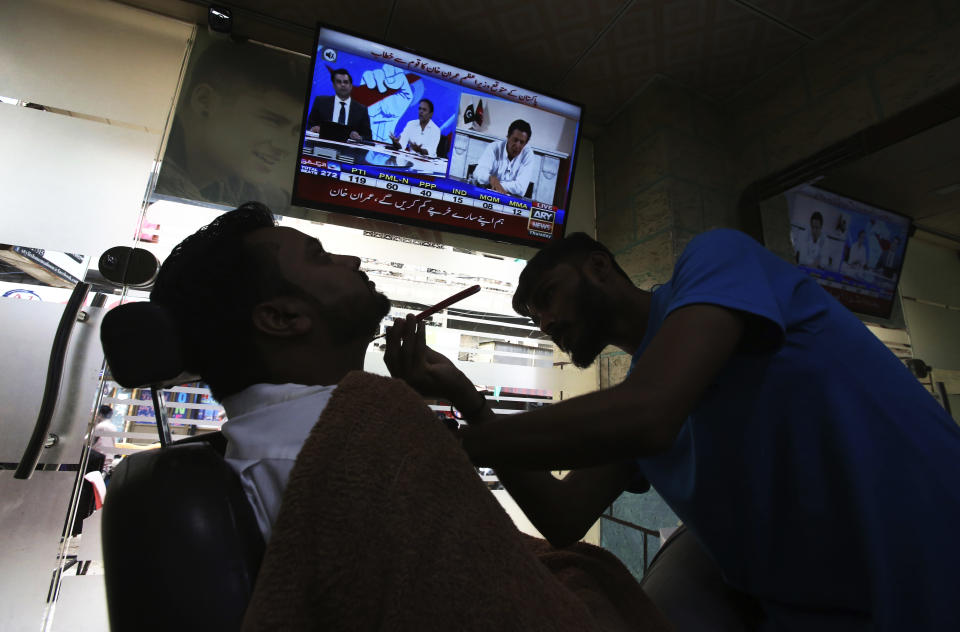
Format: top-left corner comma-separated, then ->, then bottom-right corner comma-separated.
384,314 -> 477,408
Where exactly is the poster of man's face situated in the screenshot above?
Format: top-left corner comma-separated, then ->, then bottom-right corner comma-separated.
154,31 -> 310,212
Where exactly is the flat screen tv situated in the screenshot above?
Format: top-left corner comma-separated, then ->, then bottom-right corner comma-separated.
785,184 -> 911,319
292,24 -> 583,248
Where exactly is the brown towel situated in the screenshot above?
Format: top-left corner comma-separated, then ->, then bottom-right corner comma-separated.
242,371 -> 670,632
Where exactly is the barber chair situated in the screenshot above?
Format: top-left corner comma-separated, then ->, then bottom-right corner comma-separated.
639,526 -> 764,631
99,302 -> 264,631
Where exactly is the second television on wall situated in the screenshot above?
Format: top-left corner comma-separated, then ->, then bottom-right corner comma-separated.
292,24 -> 584,248
786,184 -> 911,319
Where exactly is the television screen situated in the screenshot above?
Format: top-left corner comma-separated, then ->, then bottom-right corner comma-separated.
785,184 -> 911,319
292,25 -> 583,247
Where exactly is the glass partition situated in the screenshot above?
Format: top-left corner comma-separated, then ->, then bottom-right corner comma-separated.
0,1 -> 193,628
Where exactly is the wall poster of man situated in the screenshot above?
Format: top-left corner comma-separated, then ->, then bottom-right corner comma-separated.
154,31 -> 310,213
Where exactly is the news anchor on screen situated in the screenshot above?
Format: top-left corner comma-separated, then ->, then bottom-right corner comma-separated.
474,119 -> 534,197
795,211 -> 825,268
389,98 -> 441,156
307,68 -> 372,141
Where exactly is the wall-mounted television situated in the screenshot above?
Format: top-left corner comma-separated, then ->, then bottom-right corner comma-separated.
785,184 -> 911,319
292,24 -> 583,248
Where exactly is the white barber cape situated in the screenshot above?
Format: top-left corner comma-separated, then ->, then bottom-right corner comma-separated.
221,383 -> 336,541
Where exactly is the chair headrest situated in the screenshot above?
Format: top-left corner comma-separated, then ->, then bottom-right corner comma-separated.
100,302 -> 199,388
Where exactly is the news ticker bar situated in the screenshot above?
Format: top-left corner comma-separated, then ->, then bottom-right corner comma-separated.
800,265 -> 895,300
299,157 -> 566,226
816,278 -> 893,300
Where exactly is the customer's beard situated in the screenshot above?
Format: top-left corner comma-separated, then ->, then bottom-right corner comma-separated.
323,290 -> 392,343
565,279 -> 615,369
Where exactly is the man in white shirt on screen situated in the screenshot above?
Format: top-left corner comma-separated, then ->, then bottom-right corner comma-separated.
880,235 -> 903,276
796,211 -> 825,268
846,229 -> 869,278
474,119 -> 535,197
866,218 -> 890,269
389,98 -> 441,156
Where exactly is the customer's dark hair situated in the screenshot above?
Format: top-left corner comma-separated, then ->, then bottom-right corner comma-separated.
512,233 -> 630,317
150,202 -> 297,400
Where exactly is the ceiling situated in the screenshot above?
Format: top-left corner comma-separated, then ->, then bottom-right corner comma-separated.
818,116 -> 960,241
122,0 -> 959,243
125,0 -> 866,134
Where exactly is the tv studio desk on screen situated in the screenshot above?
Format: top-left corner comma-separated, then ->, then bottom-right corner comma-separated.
303,136 -> 446,175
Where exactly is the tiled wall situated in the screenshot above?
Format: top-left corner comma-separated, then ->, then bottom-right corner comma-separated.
730,0 -> 960,183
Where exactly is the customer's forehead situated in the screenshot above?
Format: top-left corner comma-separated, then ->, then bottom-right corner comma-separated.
244,228 -> 320,267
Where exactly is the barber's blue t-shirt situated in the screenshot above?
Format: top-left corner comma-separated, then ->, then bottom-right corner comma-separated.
629,229 -> 960,631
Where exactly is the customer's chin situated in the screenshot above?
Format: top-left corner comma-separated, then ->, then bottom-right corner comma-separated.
569,343 -> 603,369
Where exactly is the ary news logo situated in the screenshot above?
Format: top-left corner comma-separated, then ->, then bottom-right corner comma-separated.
531,209 -> 555,222
322,48 -> 337,63
2,288 -> 42,300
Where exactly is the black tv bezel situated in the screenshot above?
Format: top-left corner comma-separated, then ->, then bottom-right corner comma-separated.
290,22 -> 585,249
788,184 -> 913,320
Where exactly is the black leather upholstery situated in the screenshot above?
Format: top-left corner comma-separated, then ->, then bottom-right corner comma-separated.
100,300 -> 264,631
640,526 -> 763,631
100,302 -> 197,388
102,434 -> 264,631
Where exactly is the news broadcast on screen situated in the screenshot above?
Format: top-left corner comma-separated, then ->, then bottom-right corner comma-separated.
292,25 -> 583,247
786,184 -> 911,319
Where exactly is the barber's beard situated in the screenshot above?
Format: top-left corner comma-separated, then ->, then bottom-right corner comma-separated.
566,279 -> 615,369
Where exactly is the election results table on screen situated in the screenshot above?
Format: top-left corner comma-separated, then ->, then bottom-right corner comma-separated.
299,141 -> 565,230
303,135 -> 446,176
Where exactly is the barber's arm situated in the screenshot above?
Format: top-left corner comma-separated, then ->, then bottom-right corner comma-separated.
461,303 -> 745,469
384,315 -> 643,547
